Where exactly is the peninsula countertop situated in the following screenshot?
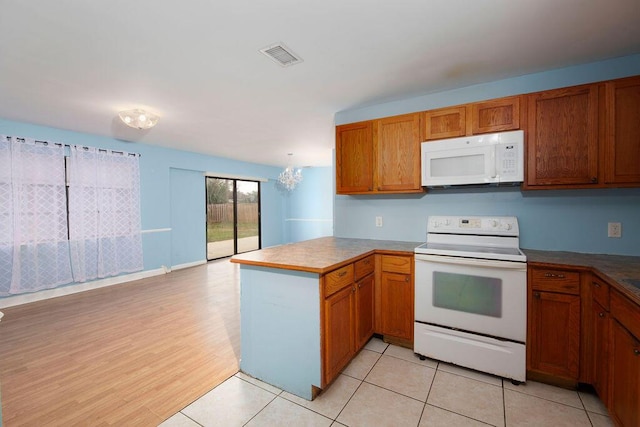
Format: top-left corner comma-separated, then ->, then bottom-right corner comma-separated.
230,237 -> 421,274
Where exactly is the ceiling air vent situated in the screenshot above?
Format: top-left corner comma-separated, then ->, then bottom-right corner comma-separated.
259,43 -> 303,67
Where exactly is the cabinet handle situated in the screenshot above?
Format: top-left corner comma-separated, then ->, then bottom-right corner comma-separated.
591,177 -> 598,183
338,271 -> 347,278
534,292 -> 541,299
358,283 -> 362,289
593,282 -> 601,288
352,286 -> 356,293
598,312 -> 605,318
634,349 -> 640,356
405,276 -> 410,282
544,273 -> 565,279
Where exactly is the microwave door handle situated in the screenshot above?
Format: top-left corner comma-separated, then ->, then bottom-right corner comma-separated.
490,146 -> 497,178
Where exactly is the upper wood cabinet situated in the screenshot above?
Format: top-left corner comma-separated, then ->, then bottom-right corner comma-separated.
525,84 -> 601,188
375,113 -> 422,192
605,76 -> 640,185
337,75 -> 640,193
336,121 -> 374,193
423,106 -> 466,140
423,96 -> 520,140
336,113 -> 423,195
471,96 -> 520,134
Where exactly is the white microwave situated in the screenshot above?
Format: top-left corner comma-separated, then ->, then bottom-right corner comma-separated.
421,130 -> 524,187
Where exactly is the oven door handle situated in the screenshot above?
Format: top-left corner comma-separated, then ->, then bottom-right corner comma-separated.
415,254 -> 527,270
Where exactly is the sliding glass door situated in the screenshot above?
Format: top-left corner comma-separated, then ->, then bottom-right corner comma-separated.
206,177 -> 260,260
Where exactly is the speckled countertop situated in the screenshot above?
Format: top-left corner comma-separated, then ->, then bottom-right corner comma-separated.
231,238 -> 640,305
524,249 -> 640,305
230,236 -> 421,274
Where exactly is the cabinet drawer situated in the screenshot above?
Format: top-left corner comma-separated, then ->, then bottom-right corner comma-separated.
324,264 -> 354,297
381,255 -> 412,274
530,269 -> 580,295
591,276 -> 610,310
611,289 -> 640,339
354,255 -> 374,281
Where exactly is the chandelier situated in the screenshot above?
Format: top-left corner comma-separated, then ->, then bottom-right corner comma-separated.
118,109 -> 159,130
278,153 -> 303,191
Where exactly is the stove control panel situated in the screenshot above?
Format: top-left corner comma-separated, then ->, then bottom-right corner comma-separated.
428,216 -> 519,236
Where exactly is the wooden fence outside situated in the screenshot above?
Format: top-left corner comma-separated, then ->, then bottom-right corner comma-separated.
207,203 -> 258,223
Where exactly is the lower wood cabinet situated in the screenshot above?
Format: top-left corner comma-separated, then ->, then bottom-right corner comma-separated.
379,255 -> 414,342
355,272 -> 375,349
323,284 -> 355,385
589,275 -> 610,405
322,254 -> 376,385
527,266 -> 581,383
526,262 -> 640,427
609,289 -> 640,427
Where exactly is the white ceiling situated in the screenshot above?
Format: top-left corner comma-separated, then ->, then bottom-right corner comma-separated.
1,1 -> 639,168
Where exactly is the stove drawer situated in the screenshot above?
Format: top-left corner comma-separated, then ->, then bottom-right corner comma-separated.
530,268 -> 580,295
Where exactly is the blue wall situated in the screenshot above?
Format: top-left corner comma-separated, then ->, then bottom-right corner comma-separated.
284,167 -> 334,243
334,54 -> 640,256
0,118 -> 289,279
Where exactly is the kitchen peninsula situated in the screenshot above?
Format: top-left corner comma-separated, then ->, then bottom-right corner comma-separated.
230,237 -> 419,400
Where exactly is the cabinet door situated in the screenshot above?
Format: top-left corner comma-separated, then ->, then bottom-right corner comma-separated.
375,113 -> 422,192
423,106 -> 466,140
528,291 -> 581,380
323,285 -> 355,384
380,271 -> 413,341
610,319 -> 640,427
591,300 -> 610,405
471,96 -> 520,134
526,84 -> 600,187
356,273 -> 375,350
336,121 -> 374,194
605,76 -> 640,184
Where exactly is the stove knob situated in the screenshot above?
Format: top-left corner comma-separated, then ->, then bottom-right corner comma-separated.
489,220 -> 498,227
504,223 -> 513,230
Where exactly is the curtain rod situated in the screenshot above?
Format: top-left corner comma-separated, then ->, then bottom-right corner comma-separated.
5,135 -> 141,157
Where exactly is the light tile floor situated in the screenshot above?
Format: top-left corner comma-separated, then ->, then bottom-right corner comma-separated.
160,338 -> 612,427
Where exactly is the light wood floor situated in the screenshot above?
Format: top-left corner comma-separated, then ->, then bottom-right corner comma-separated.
0,259 -> 241,426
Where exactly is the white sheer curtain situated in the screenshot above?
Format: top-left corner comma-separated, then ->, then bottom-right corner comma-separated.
68,147 -> 143,282
0,136 -> 73,296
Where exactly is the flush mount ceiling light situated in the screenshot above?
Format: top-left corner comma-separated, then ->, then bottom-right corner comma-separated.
277,153 -> 303,191
259,43 -> 303,67
118,109 -> 159,130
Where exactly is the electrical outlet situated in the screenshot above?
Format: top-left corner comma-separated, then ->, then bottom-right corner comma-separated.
375,216 -> 383,227
608,222 -> 622,238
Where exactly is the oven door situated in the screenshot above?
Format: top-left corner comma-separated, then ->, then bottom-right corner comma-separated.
414,253 -> 526,342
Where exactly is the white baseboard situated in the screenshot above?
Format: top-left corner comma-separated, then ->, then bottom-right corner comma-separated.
0,259 -> 209,309
168,259 -> 207,272
0,268 -> 165,309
